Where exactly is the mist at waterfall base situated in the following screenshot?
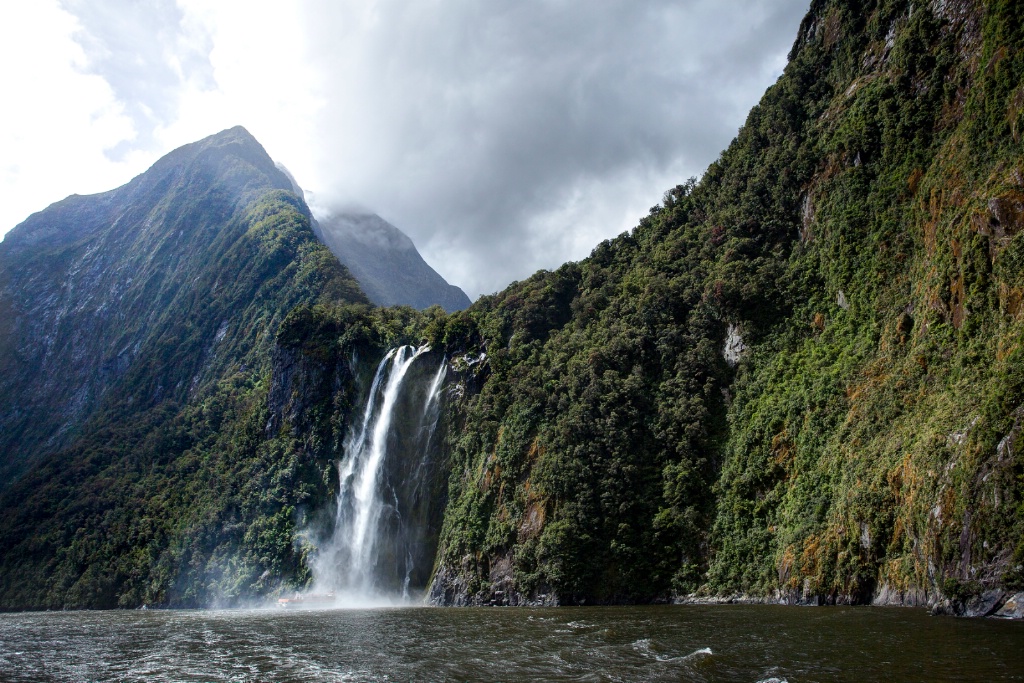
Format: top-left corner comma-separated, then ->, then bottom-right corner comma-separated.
301,346 -> 448,607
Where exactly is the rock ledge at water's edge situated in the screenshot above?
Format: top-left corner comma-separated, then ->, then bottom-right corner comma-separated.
673,588 -> 1024,619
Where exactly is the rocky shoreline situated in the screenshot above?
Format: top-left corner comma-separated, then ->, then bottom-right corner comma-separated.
673,588 -> 1024,619
428,558 -> 1024,618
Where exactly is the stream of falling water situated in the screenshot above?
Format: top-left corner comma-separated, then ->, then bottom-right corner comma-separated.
402,357 -> 447,598
310,345 -> 445,605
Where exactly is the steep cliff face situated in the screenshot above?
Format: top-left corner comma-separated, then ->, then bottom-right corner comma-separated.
260,304 -> 454,599
426,0 -> 1024,615
704,0 -> 1024,617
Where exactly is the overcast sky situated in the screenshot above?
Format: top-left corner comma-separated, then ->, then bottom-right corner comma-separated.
0,0 -> 809,299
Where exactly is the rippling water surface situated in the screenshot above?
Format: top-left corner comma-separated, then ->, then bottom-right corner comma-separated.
1,604 -> 1021,682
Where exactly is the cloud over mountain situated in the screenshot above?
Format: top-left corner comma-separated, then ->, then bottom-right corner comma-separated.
1,0 -> 809,298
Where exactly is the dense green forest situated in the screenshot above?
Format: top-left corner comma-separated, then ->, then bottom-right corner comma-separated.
425,0 -> 1024,614
0,0 -> 1021,615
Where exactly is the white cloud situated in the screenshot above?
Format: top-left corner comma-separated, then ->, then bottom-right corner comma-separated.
294,0 -> 810,297
0,1 -> 146,233
159,0 -> 321,175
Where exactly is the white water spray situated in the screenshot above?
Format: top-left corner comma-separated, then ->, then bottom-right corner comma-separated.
311,345 -> 446,605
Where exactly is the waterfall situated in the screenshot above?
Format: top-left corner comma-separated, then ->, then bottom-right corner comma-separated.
311,345 -> 446,605
402,357 -> 447,598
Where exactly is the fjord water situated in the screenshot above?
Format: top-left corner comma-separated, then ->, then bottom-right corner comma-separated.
1,605 -> 1021,682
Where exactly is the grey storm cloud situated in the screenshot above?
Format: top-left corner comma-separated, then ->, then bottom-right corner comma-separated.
57,0 -> 810,299
298,0 -> 810,298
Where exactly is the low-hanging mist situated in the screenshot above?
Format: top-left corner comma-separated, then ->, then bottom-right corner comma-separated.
1,1 -> 812,300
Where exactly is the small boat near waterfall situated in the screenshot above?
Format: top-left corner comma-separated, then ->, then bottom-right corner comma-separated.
277,592 -> 336,609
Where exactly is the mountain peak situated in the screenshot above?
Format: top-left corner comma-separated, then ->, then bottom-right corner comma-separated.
0,125 -> 366,483
217,124 -> 256,140
153,125 -> 285,183
4,126 -> 293,251
314,211 -> 471,312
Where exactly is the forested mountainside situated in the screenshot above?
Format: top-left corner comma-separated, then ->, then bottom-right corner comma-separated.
424,0 -> 1024,615
1,0 -> 1021,616
0,127 -> 377,608
0,127 -> 361,482
314,212 -> 471,312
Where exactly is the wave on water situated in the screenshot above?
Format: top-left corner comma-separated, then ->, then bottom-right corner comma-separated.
566,620 -> 596,630
630,639 -> 712,662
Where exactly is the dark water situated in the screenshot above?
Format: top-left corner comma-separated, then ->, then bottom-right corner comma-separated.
1,605 -> 1021,682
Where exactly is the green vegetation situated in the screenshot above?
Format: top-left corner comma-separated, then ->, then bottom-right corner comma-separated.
0,300 -> 442,609
427,0 -> 1024,609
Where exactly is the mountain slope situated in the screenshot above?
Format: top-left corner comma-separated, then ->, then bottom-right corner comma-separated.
425,0 -> 1024,615
0,127 -> 372,608
0,126 -> 364,480
314,212 -> 471,312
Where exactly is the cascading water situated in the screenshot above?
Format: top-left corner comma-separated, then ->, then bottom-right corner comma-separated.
400,358 -> 447,598
310,345 -> 447,605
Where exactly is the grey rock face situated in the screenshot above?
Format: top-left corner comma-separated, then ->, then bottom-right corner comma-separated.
723,323 -> 746,366
428,558 -> 559,607
313,212 -> 471,312
963,589 -> 1009,617
994,592 -> 1024,618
